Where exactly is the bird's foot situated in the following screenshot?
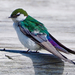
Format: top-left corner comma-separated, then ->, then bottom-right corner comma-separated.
35,50 -> 39,53
26,49 -> 30,53
31,50 -> 39,53
26,49 -> 39,53
3,48 -> 5,51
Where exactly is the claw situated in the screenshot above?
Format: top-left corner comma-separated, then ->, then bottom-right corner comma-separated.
35,50 -> 39,53
26,49 -> 30,52
3,48 -> 5,51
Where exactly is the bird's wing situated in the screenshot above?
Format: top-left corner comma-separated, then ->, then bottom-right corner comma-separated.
18,24 -> 75,65
22,15 -> 75,54
47,34 -> 75,54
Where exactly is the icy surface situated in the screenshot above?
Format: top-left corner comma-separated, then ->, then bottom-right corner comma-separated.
0,0 -> 75,75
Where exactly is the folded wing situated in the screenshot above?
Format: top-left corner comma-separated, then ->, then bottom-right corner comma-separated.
48,33 -> 75,54
18,24 -> 75,65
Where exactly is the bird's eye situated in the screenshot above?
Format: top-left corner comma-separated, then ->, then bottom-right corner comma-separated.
16,13 -> 20,16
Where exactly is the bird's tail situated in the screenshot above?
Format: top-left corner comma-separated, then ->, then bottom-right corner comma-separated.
41,41 -> 75,65
47,33 -> 75,54
61,54 -> 75,65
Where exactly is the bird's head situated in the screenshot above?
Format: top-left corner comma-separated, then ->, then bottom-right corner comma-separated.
9,8 -> 28,22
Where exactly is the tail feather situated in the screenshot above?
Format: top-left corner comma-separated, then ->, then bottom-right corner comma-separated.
71,61 -> 75,65
41,40 -> 75,65
47,33 -> 75,54
61,54 -> 75,65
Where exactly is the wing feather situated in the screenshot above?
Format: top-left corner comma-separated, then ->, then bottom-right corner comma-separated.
49,33 -> 75,54
20,15 -> 75,54
18,24 -> 75,64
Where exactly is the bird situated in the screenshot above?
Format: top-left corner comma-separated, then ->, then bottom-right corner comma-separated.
9,8 -> 75,64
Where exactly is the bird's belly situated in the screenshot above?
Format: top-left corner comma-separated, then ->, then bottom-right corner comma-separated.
15,27 -> 41,50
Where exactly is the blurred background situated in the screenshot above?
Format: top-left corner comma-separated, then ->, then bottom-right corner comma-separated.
0,0 -> 75,50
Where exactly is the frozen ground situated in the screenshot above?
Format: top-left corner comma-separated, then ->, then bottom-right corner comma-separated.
0,0 -> 75,75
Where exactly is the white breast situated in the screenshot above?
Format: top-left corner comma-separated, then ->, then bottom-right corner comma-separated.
13,23 -> 41,50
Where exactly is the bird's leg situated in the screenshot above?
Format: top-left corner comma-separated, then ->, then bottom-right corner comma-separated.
26,49 -> 39,53
35,50 -> 38,53
33,50 -> 39,53
3,48 -> 5,50
26,49 -> 30,52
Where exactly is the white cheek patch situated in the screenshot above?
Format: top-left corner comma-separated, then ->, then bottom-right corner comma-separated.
17,12 -> 20,15
16,14 -> 27,21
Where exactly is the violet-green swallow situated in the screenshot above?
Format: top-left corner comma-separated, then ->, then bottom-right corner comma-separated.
9,8 -> 75,64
